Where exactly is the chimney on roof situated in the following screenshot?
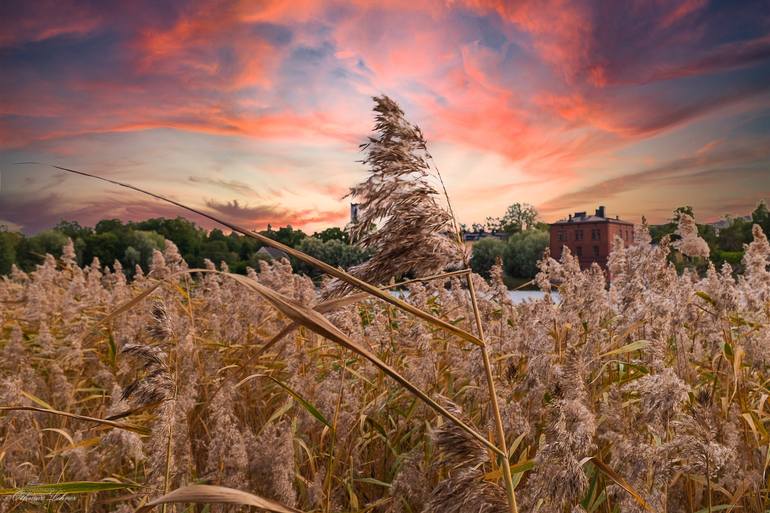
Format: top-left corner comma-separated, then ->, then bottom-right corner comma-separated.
575,211 -> 586,218
596,205 -> 606,218
568,214 -> 572,221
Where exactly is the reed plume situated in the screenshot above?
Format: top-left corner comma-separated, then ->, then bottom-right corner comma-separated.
328,95 -> 462,295
422,404 -> 507,513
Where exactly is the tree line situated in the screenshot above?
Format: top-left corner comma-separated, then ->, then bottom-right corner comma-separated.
650,202 -> 770,273
0,217 -> 369,280
2,201 -> 766,285
466,201 -> 770,286
463,202 -> 550,286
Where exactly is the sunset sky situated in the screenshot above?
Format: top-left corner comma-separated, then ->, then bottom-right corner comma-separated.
1,0 -> 770,233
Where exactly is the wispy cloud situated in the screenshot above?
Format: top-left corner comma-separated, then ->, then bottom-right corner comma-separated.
1,0 -> 769,229
188,176 -> 260,196
539,141 -> 770,215
204,198 -> 346,229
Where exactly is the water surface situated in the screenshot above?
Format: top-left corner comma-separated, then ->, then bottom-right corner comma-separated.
507,290 -> 560,303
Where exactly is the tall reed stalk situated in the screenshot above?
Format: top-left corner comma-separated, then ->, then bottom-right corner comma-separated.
466,272 -> 518,513
28,90 -> 524,511
24,163 -> 483,349
24,162 -> 508,460
429,141 -> 519,513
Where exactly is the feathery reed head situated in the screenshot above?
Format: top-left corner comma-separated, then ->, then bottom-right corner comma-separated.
328,95 -> 462,295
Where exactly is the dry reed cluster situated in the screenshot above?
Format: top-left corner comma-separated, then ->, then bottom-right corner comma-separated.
1,97 -> 769,513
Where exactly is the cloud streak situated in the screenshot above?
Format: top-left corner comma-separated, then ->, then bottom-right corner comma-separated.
539,140 -> 770,217
188,176 -> 260,196
204,198 -> 347,229
1,0 -> 769,229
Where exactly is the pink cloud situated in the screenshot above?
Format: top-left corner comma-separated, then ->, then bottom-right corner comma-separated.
2,0 -> 769,231
0,0 -> 104,47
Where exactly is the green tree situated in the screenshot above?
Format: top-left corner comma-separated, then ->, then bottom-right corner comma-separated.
201,239 -> 237,267
649,222 -> 676,244
484,216 -> 502,232
0,227 -> 21,274
752,200 -> 770,235
95,219 -> 127,234
504,229 -> 549,279
134,217 -> 204,265
499,203 -> 538,233
698,223 -> 718,253
237,236 -> 262,261
717,217 -> 751,252
650,205 -> 695,244
83,231 -> 123,265
263,225 -> 306,248
672,205 -> 694,223
125,230 -> 165,269
124,246 -> 142,269
54,220 -> 92,240
469,238 -> 506,279
16,230 -> 69,269
53,220 -> 89,264
293,237 -> 369,280
313,227 -> 349,243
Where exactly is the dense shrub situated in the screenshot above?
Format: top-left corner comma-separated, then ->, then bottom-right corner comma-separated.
503,229 -> 549,279
469,237 -> 506,279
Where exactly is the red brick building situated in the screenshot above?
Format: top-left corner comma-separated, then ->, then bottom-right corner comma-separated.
549,206 -> 634,269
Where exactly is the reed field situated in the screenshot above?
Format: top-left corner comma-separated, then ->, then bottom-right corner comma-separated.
1,97 -> 769,512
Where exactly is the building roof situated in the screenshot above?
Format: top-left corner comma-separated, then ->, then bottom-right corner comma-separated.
550,206 -> 633,226
551,215 -> 633,225
257,246 -> 289,260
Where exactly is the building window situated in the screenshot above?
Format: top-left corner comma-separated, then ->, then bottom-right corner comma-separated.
591,229 -> 600,240
576,246 -> 582,258
593,245 -> 600,258
576,230 -> 584,241
558,231 -> 565,241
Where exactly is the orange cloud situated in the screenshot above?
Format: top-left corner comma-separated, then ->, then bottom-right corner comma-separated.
2,0 -> 770,232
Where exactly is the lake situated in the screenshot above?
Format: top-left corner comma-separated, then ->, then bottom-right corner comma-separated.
507,289 -> 560,303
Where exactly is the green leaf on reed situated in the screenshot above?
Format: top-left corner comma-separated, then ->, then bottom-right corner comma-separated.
508,432 -> 527,458
106,331 -> 117,367
584,457 -> 657,513
695,291 -> 717,306
0,406 -> 149,434
20,390 -> 54,410
354,477 -> 392,488
267,375 -> 332,430
509,459 -> 535,474
219,271 -> 503,459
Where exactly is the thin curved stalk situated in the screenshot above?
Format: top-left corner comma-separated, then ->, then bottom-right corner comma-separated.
89,267 -> 503,459
423,153 -> 519,513
466,273 -> 519,513
23,163 -> 483,348
0,406 -> 148,434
